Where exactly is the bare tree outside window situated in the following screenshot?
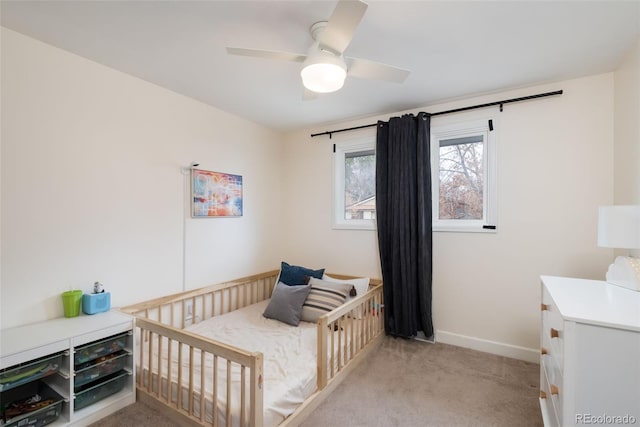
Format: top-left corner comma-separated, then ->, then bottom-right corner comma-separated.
439,138 -> 484,220
344,151 -> 376,220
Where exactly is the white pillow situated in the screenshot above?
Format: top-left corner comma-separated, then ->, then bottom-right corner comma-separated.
322,274 -> 370,297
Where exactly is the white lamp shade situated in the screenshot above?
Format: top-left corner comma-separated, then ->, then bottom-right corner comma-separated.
598,205 -> 640,249
301,51 -> 347,93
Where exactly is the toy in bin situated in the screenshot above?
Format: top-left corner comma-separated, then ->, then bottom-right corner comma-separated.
82,281 -> 111,315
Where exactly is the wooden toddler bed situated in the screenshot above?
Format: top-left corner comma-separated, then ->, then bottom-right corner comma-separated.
120,270 -> 384,427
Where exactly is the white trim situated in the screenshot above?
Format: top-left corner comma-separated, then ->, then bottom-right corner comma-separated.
435,330 -> 539,363
332,137 -> 376,230
434,225 -> 497,233
431,117 -> 498,233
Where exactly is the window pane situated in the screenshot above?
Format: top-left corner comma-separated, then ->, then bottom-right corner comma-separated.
344,152 -> 376,220
439,138 -> 483,220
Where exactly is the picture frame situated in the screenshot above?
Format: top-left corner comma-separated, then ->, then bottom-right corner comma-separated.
191,169 -> 243,217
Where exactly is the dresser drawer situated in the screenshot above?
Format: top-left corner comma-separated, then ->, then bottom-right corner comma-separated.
541,287 -> 564,369
540,358 -> 559,427
541,352 -> 563,425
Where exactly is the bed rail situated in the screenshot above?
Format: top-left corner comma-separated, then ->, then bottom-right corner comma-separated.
121,271 -> 279,427
135,316 -> 263,426
280,278 -> 384,426
317,279 -> 384,389
121,271 -> 383,427
122,270 -> 280,328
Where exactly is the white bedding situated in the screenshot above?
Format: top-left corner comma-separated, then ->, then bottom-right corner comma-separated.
186,300 -> 318,427
143,300 -> 320,427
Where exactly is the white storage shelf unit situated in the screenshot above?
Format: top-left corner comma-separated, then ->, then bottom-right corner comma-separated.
0,311 -> 135,426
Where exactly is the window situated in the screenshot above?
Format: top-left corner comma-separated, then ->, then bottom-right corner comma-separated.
431,118 -> 497,232
333,138 -> 376,230
332,118 -> 496,232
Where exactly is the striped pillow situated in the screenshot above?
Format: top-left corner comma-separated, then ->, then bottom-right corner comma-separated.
300,277 -> 354,323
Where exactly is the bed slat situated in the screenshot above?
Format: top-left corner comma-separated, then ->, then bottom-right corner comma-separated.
250,351 -> 263,426
200,350 -> 205,423
240,365 -> 246,427
226,360 -> 232,427
166,338 -> 173,405
213,355 -> 219,427
317,316 -> 328,390
146,332 -> 153,395
188,346 -> 194,415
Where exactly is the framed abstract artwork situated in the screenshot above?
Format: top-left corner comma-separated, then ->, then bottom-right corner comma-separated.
191,169 -> 243,217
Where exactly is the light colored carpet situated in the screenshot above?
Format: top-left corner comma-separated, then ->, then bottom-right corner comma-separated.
90,336 -> 542,427
300,337 -> 542,427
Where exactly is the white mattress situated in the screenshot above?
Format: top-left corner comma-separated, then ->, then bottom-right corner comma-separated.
187,300 -> 318,426
143,300 -> 319,427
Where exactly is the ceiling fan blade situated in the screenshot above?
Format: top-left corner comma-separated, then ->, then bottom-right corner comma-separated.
319,0 -> 368,55
347,57 -> 410,83
226,47 -> 306,63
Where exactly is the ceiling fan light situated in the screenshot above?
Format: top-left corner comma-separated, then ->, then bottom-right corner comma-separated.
301,56 -> 347,93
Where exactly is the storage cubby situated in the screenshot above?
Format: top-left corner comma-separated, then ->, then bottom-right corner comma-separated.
74,371 -> 129,411
74,350 -> 129,389
0,311 -> 135,426
0,352 -> 64,393
1,381 -> 64,427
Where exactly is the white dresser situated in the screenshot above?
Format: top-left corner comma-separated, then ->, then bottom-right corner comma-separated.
539,276 -> 640,426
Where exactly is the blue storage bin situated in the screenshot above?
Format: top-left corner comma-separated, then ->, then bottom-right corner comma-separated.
82,292 -> 110,315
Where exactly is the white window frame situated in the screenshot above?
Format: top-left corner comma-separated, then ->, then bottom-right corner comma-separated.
333,137 -> 376,230
431,118 -> 497,233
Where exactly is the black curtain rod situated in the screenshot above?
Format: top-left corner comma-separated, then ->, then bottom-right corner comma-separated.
310,89 -> 563,138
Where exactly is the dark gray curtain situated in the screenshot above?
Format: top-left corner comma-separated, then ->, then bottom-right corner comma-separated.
376,112 -> 433,338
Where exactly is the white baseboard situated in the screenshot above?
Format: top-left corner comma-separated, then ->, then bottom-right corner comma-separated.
435,330 -> 539,363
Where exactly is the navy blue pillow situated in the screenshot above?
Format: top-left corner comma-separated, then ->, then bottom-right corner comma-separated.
279,261 -> 325,286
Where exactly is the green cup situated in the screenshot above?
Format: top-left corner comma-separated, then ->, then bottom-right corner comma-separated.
61,290 -> 83,318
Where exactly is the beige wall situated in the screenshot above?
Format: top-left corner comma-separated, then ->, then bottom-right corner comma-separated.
1,28 -> 284,328
282,74 -> 615,360
1,27 -> 628,361
614,37 -> 640,205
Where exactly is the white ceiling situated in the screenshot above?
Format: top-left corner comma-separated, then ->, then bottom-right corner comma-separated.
1,1 -> 638,132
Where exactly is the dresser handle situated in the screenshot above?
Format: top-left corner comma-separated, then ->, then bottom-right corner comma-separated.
550,328 -> 559,339
541,347 -> 548,355
550,385 -> 559,396
540,390 -> 547,399
541,303 -> 549,311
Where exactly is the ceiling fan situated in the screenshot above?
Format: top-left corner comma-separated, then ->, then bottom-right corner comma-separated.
226,0 -> 410,96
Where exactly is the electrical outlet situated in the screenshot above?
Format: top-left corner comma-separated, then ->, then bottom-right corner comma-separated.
184,300 -> 201,324
184,301 -> 194,324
